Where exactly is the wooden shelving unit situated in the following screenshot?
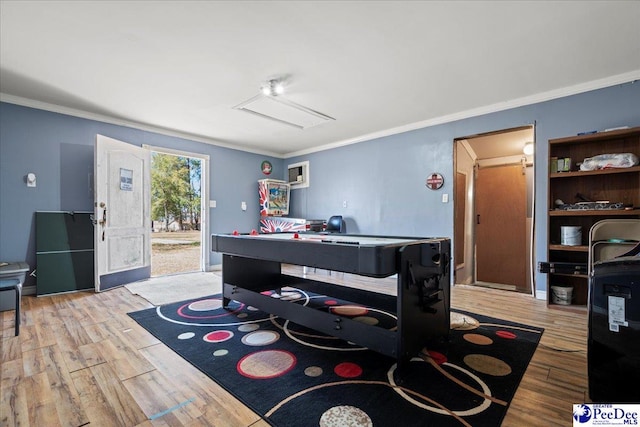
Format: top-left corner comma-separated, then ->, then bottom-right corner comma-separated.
546,127 -> 640,312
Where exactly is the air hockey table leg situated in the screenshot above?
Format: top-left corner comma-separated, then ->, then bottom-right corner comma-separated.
222,282 -> 235,308
221,254 -> 282,308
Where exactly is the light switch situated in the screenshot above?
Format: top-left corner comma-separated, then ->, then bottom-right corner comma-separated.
241,201 -> 247,211
442,193 -> 449,203
210,200 -> 216,208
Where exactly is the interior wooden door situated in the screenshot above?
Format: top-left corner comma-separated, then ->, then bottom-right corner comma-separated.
454,172 -> 466,268
475,164 -> 527,291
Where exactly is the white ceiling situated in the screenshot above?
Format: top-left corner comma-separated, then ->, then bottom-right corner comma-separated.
463,126 -> 534,161
1,1 -> 639,158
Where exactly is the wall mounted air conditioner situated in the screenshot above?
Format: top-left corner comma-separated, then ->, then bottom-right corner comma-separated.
288,161 -> 309,189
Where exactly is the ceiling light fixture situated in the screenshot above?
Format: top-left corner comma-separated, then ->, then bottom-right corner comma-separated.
234,77 -> 335,129
523,142 -> 534,155
261,79 -> 285,97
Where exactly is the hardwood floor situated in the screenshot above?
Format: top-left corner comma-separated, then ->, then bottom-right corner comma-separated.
1,268 -> 588,426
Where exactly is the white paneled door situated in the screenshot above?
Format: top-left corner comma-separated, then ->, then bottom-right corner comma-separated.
94,135 -> 151,292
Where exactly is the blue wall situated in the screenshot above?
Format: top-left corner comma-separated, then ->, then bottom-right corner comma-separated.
1,81 -> 639,293
0,103 -> 283,286
286,81 -> 640,294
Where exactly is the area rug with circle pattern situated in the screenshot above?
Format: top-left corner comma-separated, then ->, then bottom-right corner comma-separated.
128,287 -> 544,427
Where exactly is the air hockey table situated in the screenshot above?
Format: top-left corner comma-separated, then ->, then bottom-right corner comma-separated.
211,232 -> 451,375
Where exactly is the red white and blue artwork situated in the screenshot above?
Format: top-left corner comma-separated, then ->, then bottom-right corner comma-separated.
260,217 -> 308,233
259,179 -> 290,217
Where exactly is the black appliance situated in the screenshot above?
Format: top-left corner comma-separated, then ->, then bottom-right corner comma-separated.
588,256 -> 640,402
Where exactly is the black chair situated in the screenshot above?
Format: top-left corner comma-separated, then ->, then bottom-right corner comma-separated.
0,261 -> 29,337
0,279 -> 21,336
325,215 -> 344,233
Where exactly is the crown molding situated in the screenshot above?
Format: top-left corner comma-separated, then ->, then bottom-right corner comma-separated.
0,93 -> 283,158
3,69 -> 638,160
284,70 -> 640,158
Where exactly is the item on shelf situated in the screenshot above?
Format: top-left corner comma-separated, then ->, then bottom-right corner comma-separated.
575,192 -> 591,202
550,285 -> 573,305
603,126 -> 631,132
556,201 -> 626,211
561,226 -> 582,246
580,152 -> 639,171
556,157 -> 572,172
538,262 -> 587,275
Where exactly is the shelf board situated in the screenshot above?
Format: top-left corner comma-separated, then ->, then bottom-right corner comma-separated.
549,165 -> 640,178
549,209 -> 639,217
549,126 -> 640,144
549,244 -> 588,252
